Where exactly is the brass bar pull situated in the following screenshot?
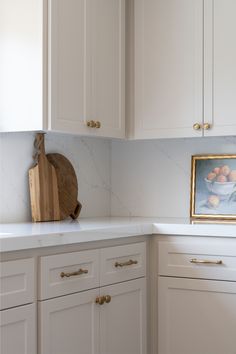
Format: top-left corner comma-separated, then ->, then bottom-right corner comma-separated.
190,258 -> 223,265
114,259 -> 138,268
60,268 -> 89,278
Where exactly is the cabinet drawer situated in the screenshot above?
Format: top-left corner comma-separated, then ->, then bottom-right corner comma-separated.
39,250 -> 99,300
0,258 -> 34,310
100,242 -> 146,286
158,240 -> 236,281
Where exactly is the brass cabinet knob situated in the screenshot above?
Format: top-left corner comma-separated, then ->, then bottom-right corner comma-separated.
87,120 -> 96,128
95,296 -> 105,305
193,123 -> 202,131
87,120 -> 101,128
203,123 -> 211,130
105,295 -> 111,303
95,121 -> 101,129
95,295 -> 111,305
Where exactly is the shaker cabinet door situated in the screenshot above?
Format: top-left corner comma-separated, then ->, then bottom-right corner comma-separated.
100,278 -> 147,354
204,0 -> 236,137
133,0 -> 203,139
158,277 -> 236,354
86,0 -> 125,138
48,0 -> 88,134
0,304 -> 36,354
39,289 -> 99,354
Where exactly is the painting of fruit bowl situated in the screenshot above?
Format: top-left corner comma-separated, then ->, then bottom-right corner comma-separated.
191,155 -> 236,220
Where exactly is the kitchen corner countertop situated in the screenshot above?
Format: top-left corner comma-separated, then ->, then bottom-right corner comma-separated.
0,217 -> 236,252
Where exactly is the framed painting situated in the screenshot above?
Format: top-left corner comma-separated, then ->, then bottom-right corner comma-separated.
190,155 -> 236,220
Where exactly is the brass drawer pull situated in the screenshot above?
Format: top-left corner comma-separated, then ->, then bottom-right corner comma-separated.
114,259 -> 138,268
95,295 -> 111,305
190,258 -> 223,265
60,268 -> 88,278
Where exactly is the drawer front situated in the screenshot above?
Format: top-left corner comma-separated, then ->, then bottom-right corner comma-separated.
39,249 -> 99,300
158,240 -> 236,281
0,258 -> 34,310
100,242 -> 146,286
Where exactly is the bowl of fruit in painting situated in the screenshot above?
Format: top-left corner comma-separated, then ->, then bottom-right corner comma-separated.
205,165 -> 236,201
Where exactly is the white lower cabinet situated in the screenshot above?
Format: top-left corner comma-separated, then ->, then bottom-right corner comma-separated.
39,278 -> 146,354
39,289 -> 99,354
100,279 -> 146,354
157,237 -> 236,354
38,242 -> 147,354
0,304 -> 36,354
158,277 -> 236,354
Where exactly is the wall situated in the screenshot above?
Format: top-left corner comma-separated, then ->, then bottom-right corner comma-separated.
0,132 -> 111,223
1,133 -> 236,223
111,136 -> 236,217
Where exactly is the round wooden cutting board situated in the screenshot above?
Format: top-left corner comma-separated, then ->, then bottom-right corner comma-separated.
47,153 -> 82,220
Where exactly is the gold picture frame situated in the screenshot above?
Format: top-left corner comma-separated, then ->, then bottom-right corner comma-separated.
190,154 -> 236,220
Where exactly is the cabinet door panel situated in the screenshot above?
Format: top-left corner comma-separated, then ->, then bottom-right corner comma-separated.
134,0 -> 203,139
205,0 -> 236,136
158,277 -> 236,354
48,0 -> 88,134
87,0 -> 125,138
39,289 -> 99,354
100,278 -> 147,354
0,304 -> 36,354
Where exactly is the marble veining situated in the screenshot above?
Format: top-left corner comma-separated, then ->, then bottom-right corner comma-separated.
111,136 -> 236,217
0,132 -> 111,223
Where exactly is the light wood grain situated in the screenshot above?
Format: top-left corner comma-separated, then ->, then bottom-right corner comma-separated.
29,134 -> 60,222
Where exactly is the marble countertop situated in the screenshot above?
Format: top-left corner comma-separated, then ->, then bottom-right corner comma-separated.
1,217 -> 236,252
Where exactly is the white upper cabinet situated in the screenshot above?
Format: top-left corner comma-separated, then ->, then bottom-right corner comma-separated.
132,0 -> 204,139
86,0 -> 125,138
131,0 -> 236,139
0,0 -> 125,138
204,0 -> 236,137
0,0 -> 45,132
48,0 -> 87,134
49,0 -> 125,138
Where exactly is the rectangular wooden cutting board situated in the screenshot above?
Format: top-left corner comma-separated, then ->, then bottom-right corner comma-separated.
29,134 -> 60,222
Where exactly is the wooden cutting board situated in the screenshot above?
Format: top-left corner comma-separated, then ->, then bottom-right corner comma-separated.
29,134 -> 60,222
47,153 -> 82,220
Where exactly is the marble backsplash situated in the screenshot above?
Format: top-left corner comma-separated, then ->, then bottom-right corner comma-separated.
0,132 -> 111,223
1,132 -> 236,223
111,136 -> 236,218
